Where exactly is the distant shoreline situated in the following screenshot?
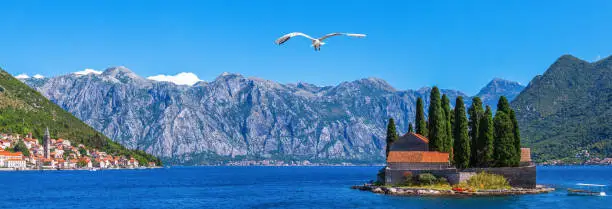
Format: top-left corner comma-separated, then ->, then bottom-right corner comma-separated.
0,166 -> 163,171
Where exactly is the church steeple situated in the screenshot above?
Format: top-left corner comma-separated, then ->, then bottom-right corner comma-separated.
43,127 -> 50,159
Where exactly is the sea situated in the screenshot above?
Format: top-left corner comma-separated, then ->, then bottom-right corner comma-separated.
0,166 -> 610,209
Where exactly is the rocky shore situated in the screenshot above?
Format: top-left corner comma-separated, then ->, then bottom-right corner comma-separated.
351,184 -> 555,196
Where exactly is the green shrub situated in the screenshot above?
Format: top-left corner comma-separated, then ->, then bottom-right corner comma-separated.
418,173 -> 437,185
402,171 -> 414,185
466,172 -> 510,190
437,177 -> 448,184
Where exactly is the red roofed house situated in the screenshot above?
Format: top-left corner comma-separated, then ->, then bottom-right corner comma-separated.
0,151 -> 26,169
384,133 -> 453,184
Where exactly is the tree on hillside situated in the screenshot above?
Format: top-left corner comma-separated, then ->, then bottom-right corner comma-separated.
13,139 -> 30,157
408,123 -> 414,133
493,111 -> 517,167
415,97 -> 428,137
477,106 -> 494,167
427,87 -> 446,152
468,97 -> 484,166
441,94 -> 453,155
510,109 -> 521,165
452,96 -> 470,169
386,118 -> 399,158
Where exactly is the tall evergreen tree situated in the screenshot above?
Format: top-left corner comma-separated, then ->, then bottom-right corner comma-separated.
477,106 -> 494,167
427,87 -> 446,152
441,94 -> 453,154
510,109 -> 521,166
415,97 -> 428,137
385,118 -> 399,158
452,96 -> 470,169
493,111 -> 517,167
496,96 -> 511,114
496,96 -> 521,166
408,123 -> 414,133
468,97 -> 484,166
450,108 -> 455,133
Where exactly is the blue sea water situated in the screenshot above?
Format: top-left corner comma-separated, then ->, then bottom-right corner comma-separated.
0,166 -> 610,209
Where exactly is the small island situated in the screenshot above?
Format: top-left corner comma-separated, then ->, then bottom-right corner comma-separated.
353,88 -> 554,196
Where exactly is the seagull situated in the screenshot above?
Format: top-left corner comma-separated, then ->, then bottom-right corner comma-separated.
275,32 -> 366,51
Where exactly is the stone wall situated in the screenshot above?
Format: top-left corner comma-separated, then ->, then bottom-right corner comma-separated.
385,165 -> 536,188
385,168 -> 458,185
463,165 -> 536,188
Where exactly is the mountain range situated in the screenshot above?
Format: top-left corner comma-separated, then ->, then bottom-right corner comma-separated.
511,55 -> 612,162
20,68 -> 523,164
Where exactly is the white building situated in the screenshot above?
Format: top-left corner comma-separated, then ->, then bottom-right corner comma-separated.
4,159 -> 26,169
0,151 -> 25,169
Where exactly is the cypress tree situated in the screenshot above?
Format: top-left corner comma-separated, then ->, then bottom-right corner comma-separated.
496,96 -> 521,166
493,111 -> 516,167
415,97 -> 428,137
510,109 -> 521,166
468,97 -> 484,166
496,96 -> 511,114
450,108 -> 455,134
477,106 -> 494,167
386,118 -> 399,158
452,96 -> 470,169
408,123 -> 414,133
427,87 -> 446,152
441,94 -> 453,154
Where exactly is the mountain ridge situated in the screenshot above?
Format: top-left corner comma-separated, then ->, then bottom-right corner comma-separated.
511,54 -> 612,162
21,68 -> 522,165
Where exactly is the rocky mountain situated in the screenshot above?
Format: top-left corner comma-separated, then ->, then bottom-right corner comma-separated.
475,78 -> 525,110
511,55 -> 612,162
0,67 -> 160,165
21,67 -> 519,165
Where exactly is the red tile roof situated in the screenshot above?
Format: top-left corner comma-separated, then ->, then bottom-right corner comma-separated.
387,151 -> 449,163
412,133 -> 429,143
0,151 -> 23,157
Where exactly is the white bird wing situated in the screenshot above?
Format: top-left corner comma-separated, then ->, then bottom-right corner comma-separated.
275,32 -> 315,45
319,33 -> 367,41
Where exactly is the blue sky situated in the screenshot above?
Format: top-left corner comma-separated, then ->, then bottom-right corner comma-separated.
0,0 -> 610,95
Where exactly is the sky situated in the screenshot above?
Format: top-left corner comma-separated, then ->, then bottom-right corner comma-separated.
0,0 -> 610,95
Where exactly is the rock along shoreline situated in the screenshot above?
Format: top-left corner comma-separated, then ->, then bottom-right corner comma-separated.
351,184 -> 555,196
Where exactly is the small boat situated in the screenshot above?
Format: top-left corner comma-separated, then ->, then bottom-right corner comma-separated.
567,183 -> 606,196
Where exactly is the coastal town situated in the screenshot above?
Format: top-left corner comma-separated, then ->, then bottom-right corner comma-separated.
540,150 -> 612,166
0,128 -> 156,170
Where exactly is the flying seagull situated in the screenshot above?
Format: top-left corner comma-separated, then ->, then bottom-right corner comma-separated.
275,32 -> 366,51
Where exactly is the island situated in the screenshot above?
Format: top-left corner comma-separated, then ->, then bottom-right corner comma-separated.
353,88 -> 554,196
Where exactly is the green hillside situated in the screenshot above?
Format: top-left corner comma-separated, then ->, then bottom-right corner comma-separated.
511,55 -> 612,162
0,68 -> 161,165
